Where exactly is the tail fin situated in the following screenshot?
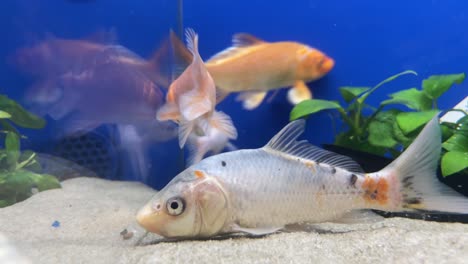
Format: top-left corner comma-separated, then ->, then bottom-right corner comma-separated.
178,119 -> 195,149
186,111 -> 238,165
147,33 -> 173,88
210,111 -> 238,140
116,124 -> 150,182
377,115 -> 468,214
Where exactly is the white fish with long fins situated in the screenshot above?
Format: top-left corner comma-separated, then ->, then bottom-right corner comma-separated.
157,29 -> 237,164
136,115 -> 468,238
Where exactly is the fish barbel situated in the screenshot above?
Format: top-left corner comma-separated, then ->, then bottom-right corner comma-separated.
136,115 -> 468,238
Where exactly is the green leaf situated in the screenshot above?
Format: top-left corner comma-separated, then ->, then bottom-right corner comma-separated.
422,73 -> 465,99
335,132 -> 387,155
381,88 -> 433,111
0,151 -> 7,162
16,151 -> 36,170
290,99 -> 343,121
0,199 -> 12,208
392,121 -> 413,148
440,123 -> 455,142
0,168 -> 61,208
396,110 -> 439,134
441,151 -> 468,177
5,132 -> 20,168
0,110 -> 11,119
0,120 -> 18,134
456,115 -> 468,132
339,87 -> 370,103
368,120 -> 398,148
367,110 -> 401,149
0,95 -> 46,129
32,174 -> 61,191
443,133 -> 468,152
3,170 -> 35,196
19,150 -> 42,171
357,70 -> 418,105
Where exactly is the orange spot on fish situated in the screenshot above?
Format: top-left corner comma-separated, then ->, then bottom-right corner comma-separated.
304,161 -> 316,173
194,170 -> 205,179
362,176 -> 389,205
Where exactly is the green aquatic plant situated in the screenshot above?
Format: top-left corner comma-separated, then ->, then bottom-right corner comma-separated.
290,71 -> 467,177
0,94 -> 60,208
441,114 -> 468,177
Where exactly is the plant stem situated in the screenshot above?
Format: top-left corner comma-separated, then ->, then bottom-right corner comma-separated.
354,104 -> 362,135
338,108 -> 360,135
362,105 -> 384,132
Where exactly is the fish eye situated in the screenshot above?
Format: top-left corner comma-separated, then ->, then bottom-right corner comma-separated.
166,197 -> 185,216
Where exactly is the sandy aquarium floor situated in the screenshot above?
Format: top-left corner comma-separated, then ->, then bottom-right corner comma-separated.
0,177 -> 467,264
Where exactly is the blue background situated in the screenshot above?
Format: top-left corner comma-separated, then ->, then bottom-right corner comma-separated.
0,0 -> 467,189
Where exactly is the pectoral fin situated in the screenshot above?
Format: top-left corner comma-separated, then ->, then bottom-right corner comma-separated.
235,91 -> 267,110
178,120 -> 195,148
287,81 -> 312,105
332,210 -> 384,224
232,224 -> 282,236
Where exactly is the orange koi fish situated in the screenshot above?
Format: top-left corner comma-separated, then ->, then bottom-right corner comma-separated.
171,31 -> 335,110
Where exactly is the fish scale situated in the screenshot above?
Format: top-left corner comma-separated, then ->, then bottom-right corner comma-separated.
198,150 -> 365,228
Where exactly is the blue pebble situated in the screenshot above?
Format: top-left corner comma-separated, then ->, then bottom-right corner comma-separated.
52,220 -> 60,228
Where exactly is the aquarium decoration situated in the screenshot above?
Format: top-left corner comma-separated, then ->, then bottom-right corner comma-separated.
0,94 -> 60,208
290,71 -> 467,177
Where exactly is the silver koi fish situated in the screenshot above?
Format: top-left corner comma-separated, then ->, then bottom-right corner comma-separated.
136,115 -> 468,238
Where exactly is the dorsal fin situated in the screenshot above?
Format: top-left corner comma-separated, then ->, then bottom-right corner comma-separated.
207,33 -> 266,64
185,28 -> 199,59
232,33 -> 266,47
264,120 -> 363,173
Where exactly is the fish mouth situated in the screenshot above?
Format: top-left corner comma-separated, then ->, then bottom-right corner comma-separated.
319,57 -> 335,73
136,204 -> 164,235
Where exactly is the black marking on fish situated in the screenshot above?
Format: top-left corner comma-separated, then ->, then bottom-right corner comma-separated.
221,161 -> 226,167
331,167 -> 336,174
321,184 -> 326,190
402,175 -> 414,184
403,181 -> 413,188
404,197 -> 422,205
350,174 -> 358,188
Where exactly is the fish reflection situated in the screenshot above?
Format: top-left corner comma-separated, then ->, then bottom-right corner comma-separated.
12,31 -> 177,182
13,31 -> 174,137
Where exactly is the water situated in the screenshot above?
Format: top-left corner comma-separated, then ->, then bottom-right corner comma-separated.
0,0 -> 467,194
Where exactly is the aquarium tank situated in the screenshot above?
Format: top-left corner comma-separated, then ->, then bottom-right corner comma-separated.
0,0 -> 468,263
1,0 -> 467,205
